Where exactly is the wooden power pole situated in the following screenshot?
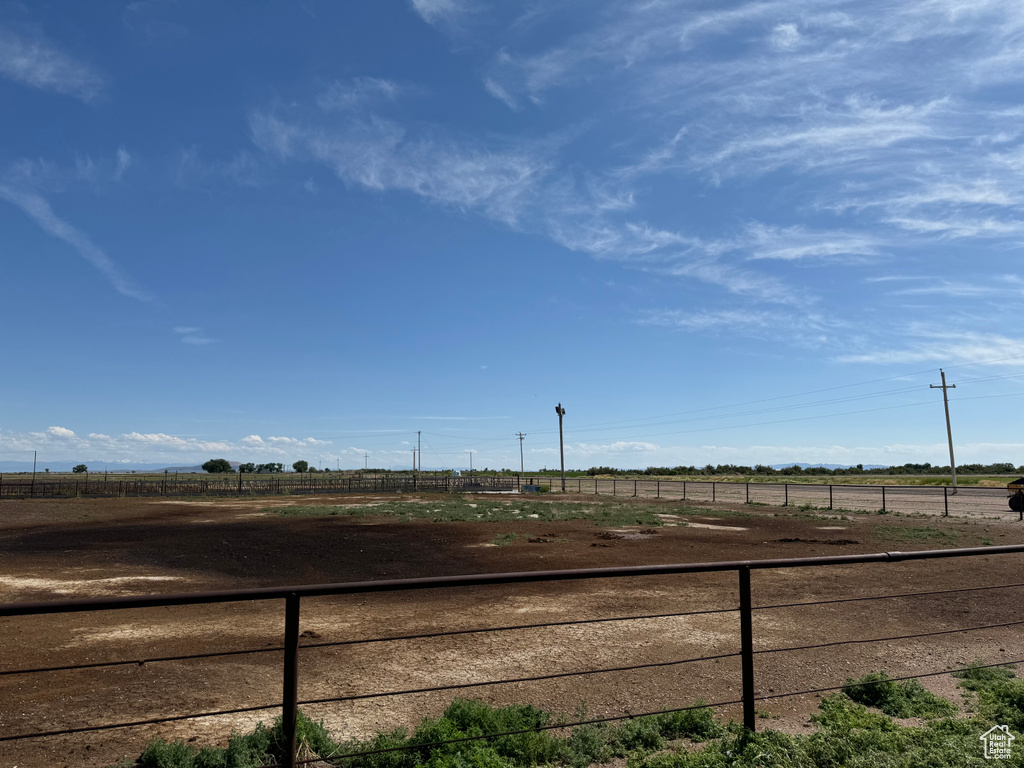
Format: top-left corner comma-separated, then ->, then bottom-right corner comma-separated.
555,403 -> 566,493
516,432 -> 526,475
931,369 -> 957,493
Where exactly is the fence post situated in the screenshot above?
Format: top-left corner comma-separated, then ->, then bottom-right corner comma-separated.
829,485 -> 833,510
282,594 -> 301,768
784,483 -> 788,507
882,485 -> 886,513
683,481 -> 687,500
238,471 -> 243,495
657,480 -> 660,499
634,480 -> 637,498
595,478 -> 598,495
613,479 -> 616,496
943,486 -> 948,517
712,482 -> 716,502
739,566 -> 756,732
745,483 -> 749,504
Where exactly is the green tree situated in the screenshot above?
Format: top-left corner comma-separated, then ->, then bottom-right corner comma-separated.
238,462 -> 256,473
202,458 -> 235,473
292,460 -> 309,473
72,464 -> 88,474
256,462 -> 283,473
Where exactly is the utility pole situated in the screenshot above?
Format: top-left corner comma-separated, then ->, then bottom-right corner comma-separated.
469,450 -> 473,477
412,449 -> 416,471
516,432 -> 526,475
931,369 -> 958,493
555,403 -> 566,493
417,431 -> 421,472
31,450 -> 37,496
364,454 -> 368,472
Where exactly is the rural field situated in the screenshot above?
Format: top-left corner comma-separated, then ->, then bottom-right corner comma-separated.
2,492 -> 1024,767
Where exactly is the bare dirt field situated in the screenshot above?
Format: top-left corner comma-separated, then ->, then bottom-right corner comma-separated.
2,493 -> 1024,768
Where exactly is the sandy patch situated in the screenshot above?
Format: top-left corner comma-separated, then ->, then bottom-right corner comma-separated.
685,522 -> 748,531
0,574 -> 183,597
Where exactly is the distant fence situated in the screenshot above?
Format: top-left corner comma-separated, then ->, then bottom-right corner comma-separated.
526,476 -> 1016,518
0,473 -> 515,499
3,545 -> 1024,768
0,472 -> 1015,517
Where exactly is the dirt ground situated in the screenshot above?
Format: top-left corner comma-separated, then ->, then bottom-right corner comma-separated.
2,493 -> 1024,768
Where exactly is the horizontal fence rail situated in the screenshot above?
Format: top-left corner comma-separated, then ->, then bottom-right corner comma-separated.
3,545 -> 1024,768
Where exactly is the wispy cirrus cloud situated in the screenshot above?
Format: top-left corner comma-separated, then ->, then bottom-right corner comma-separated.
410,0 -> 467,28
836,330 -> 1024,366
250,109 -> 550,226
0,26 -> 104,101
173,327 -> 216,345
317,77 -> 401,112
0,183 -> 152,301
173,146 -> 262,188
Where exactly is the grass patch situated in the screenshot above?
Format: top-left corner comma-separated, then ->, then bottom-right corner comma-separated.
113,663 -> 1024,768
874,525 -> 959,543
840,672 -> 957,718
491,532 -> 523,546
112,699 -> 723,768
271,498 -> 717,527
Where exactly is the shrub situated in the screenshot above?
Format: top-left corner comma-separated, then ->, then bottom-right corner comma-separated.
841,672 -> 956,718
653,703 -> 724,742
952,659 -> 1016,691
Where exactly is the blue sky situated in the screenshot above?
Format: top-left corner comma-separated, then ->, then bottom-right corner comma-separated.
2,0 -> 1024,472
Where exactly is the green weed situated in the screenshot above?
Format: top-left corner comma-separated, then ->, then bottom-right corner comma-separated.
841,671 -> 957,718
114,665 -> 1024,768
491,532 -> 523,546
874,525 -> 958,543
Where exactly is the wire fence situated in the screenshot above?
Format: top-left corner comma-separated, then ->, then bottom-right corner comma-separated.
2,545 -> 1024,767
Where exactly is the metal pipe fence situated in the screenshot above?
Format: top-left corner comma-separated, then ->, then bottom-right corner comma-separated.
526,476 -> 1016,518
3,545 -> 1024,767
0,473 -> 516,499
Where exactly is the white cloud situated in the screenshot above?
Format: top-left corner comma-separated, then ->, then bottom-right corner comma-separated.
0,26 -> 104,101
410,0 -> 465,27
0,428 -> 337,465
0,184 -> 152,301
251,110 -> 549,226
114,148 -> 132,181
317,77 -> 401,111
836,331 -> 1024,366
770,23 -> 802,51
173,146 -> 262,188
739,222 -> 884,261
173,326 -> 216,345
484,78 -> 518,110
